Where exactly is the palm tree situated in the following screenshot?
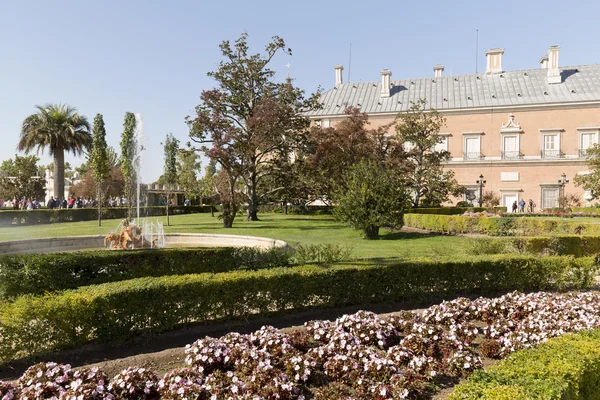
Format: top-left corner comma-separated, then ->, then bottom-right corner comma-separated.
18,104 -> 91,201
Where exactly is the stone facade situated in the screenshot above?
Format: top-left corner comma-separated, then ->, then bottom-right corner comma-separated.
307,46 -> 600,210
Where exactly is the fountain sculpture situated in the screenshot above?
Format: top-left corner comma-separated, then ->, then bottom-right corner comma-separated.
104,219 -> 165,250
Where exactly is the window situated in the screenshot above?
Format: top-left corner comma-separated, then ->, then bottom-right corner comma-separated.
464,137 -> 481,160
580,132 -> 598,157
539,129 -> 563,158
541,187 -> 560,209
322,119 -> 331,128
502,135 -> 520,159
433,136 -> 448,152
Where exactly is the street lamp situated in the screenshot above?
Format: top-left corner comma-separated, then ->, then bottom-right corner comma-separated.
476,174 -> 486,207
558,172 -> 569,208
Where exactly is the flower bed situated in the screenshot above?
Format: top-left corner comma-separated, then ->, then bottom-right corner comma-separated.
2,291 -> 600,399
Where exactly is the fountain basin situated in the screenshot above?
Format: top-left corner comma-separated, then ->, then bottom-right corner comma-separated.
0,233 -> 288,255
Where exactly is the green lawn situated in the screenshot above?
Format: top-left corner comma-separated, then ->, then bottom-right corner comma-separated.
0,213 -> 472,260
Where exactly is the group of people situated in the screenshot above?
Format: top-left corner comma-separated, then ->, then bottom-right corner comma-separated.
47,195 -> 97,209
8,197 -> 41,210
512,198 -> 536,213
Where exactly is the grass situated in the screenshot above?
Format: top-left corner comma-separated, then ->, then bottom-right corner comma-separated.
0,213 -> 472,260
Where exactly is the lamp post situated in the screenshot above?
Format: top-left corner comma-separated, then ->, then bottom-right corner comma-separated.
557,172 -> 569,208
476,174 -> 486,207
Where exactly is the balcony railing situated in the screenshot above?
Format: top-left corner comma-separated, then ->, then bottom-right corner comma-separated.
501,151 -> 523,160
463,152 -> 484,161
541,149 -> 563,159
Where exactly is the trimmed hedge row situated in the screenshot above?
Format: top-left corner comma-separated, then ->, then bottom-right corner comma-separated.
404,213 -> 600,236
0,206 -> 214,226
0,247 -> 291,299
408,207 -> 507,215
449,329 -> 600,399
0,255 -> 595,364
469,236 -> 600,257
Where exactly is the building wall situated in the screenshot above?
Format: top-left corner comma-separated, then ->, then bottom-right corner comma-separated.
314,105 -> 600,209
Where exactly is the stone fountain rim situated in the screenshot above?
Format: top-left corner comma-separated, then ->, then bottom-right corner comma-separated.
0,233 -> 288,255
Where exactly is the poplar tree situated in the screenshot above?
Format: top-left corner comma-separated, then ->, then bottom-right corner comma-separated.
120,112 -> 136,219
89,114 -> 109,226
163,133 -> 179,226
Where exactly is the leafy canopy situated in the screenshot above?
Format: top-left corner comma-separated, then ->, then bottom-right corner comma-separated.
334,160 -> 412,240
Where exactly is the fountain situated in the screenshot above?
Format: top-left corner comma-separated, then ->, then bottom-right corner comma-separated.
104,219 -> 165,250
102,114 -> 168,250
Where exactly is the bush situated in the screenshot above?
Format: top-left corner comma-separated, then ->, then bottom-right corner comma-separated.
466,236 -> 600,257
0,206 -> 215,226
0,247 -> 292,299
405,213 -> 600,236
0,255 -> 595,364
292,243 -> 353,264
449,329 -> 600,399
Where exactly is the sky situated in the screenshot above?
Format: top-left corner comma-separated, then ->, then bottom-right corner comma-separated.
1,0 -> 599,182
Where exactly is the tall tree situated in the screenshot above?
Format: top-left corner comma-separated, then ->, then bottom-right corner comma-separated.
177,147 -> 202,203
306,107 -> 405,203
18,104 -> 91,200
187,33 -> 318,227
162,133 -> 180,226
120,112 -> 136,219
89,114 -> 110,226
334,160 -> 411,240
395,99 -> 464,207
200,159 -> 218,217
0,155 -> 46,202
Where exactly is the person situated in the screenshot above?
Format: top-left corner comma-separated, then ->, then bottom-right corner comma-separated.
519,198 -> 526,213
529,199 -> 536,213
512,201 -> 518,213
48,196 -> 55,209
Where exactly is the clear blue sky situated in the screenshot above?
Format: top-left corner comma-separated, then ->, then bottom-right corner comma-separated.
1,0 -> 599,182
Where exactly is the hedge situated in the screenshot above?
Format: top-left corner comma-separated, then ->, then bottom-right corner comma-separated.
407,207 -> 507,215
0,255 -> 595,364
469,236 -> 600,257
0,247 -> 291,299
404,213 -> 600,236
449,329 -> 600,399
0,206 -> 214,226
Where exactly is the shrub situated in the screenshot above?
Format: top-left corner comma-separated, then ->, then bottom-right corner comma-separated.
0,255 -> 595,364
405,213 -> 600,236
333,160 -> 412,239
0,247 -> 292,299
449,329 -> 600,399
292,243 -> 353,264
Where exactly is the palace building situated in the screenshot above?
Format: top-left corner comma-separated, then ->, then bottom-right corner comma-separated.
305,46 -> 600,210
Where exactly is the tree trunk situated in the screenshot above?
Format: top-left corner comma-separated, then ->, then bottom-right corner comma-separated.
210,198 -> 214,217
246,176 -> 259,221
166,193 -> 170,226
53,150 -> 65,201
97,184 -> 102,227
222,201 -> 236,228
364,225 -> 380,240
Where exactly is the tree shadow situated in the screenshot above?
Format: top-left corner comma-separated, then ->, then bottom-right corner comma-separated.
380,231 -> 441,240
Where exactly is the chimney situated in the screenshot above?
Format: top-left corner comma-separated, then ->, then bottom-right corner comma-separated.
485,48 -> 504,74
547,45 -> 561,84
539,55 -> 549,69
380,69 -> 392,97
334,64 -> 344,86
433,64 -> 444,77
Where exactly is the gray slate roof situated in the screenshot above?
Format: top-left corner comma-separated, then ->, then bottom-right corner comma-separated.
305,65 -> 600,117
